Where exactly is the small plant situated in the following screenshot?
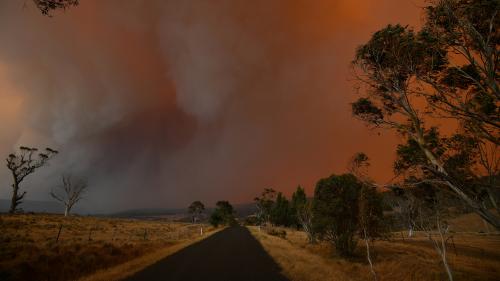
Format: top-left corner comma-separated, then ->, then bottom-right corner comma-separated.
266,228 -> 287,239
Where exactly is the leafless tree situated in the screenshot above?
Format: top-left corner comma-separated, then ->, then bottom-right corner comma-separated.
415,195 -> 454,281
50,174 -> 87,216
296,200 -> 316,244
6,146 -> 58,213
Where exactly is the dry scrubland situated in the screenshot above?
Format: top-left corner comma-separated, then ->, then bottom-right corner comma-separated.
249,213 -> 500,281
0,214 -> 214,281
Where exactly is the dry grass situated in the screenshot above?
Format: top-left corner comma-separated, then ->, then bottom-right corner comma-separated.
249,216 -> 500,281
0,213 -> 215,281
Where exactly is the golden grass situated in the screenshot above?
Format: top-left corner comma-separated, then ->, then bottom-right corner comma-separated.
79,227 -> 221,281
249,224 -> 500,281
0,213 -> 215,281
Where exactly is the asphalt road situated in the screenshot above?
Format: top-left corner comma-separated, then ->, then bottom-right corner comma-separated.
124,226 -> 289,281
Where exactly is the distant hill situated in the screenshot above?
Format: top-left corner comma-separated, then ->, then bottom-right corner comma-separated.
0,199 -> 258,219
107,208 -> 188,219
0,199 -> 62,214
106,202 -> 258,220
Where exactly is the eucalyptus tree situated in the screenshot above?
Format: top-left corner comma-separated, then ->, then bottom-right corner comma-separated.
6,146 -> 58,213
351,0 -> 499,228
188,200 -> 205,223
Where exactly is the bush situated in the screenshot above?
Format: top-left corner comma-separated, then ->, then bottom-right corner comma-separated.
313,173 -> 362,257
266,228 -> 287,239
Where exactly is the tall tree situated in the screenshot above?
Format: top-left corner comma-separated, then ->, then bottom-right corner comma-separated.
254,188 -> 277,226
188,201 -> 205,223
291,186 -> 316,243
6,146 -> 58,213
50,174 -> 87,216
270,192 -> 291,226
351,5 -> 500,228
291,185 -> 307,228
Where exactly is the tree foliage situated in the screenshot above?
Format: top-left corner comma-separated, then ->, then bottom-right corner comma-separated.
209,201 -> 236,227
292,186 -> 316,243
32,0 -> 79,16
254,188 -> 277,225
351,0 -> 500,228
188,201 -> 205,223
291,185 -> 307,228
270,192 -> 291,226
312,174 -> 362,257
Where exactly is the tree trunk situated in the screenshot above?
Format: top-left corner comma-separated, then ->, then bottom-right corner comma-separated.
416,136 -> 500,229
364,229 -> 377,281
9,181 -> 19,214
442,248 -> 453,281
438,224 -> 453,281
64,205 -> 69,217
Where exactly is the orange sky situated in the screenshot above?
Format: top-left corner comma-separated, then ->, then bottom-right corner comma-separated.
0,0 -> 425,212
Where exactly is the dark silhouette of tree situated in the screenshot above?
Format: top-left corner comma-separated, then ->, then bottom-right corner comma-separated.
348,152 -> 370,181
292,186 -> 316,243
254,188 -> 277,226
421,0 -> 499,145
209,201 -> 235,227
290,185 -> 306,228
188,200 -> 205,223
50,174 -> 87,216
313,173 -> 362,257
31,0 -> 79,16
6,146 -> 58,213
270,192 -> 291,226
351,0 -> 500,228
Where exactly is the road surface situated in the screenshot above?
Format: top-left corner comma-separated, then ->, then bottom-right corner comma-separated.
125,226 -> 289,281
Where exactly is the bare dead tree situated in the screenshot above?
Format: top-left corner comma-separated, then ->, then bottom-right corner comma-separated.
50,174 -> 87,216
6,146 -> 58,213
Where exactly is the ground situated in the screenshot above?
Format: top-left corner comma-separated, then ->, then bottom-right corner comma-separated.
0,213 -> 214,281
249,213 -> 500,281
1,212 -> 499,281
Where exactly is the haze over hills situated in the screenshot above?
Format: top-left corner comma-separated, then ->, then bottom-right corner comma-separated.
0,199 -> 62,214
0,199 -> 257,219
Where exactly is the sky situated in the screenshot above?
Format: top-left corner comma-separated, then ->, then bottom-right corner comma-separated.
0,0 -> 425,213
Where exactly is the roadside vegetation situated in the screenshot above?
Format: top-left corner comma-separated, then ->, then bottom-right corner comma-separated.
0,214 -> 214,281
248,1 -> 499,280
249,218 -> 500,281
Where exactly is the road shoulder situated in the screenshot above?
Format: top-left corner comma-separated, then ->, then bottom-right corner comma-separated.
79,227 -> 223,281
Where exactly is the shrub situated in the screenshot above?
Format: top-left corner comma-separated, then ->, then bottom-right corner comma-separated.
313,173 -> 362,257
266,228 -> 287,239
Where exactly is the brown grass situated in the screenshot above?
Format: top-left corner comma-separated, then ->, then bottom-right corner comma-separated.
249,216 -> 500,281
0,213 -> 215,281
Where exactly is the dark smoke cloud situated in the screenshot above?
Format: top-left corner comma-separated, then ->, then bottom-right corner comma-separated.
0,0 -> 423,212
